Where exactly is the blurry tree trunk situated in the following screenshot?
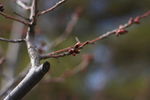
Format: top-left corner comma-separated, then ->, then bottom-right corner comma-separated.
1,21 -> 24,92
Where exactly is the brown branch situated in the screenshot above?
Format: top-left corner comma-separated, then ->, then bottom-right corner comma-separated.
0,57 -> 5,65
0,12 -> 29,25
41,10 -> 150,59
45,54 -> 93,83
38,0 -> 67,16
0,37 -> 25,43
50,7 -> 83,48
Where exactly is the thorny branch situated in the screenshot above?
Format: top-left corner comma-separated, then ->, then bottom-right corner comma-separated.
40,10 -> 150,59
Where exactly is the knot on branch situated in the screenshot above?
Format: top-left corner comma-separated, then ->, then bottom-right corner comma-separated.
129,17 -> 141,24
115,25 -> 128,36
0,3 -> 4,12
68,42 -> 81,56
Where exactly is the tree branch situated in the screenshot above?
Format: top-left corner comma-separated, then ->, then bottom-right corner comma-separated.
0,12 -> 29,26
0,37 -> 25,43
25,0 -> 40,67
0,57 -> 5,65
4,62 -> 50,100
0,66 -> 30,98
40,10 -> 150,59
45,54 -> 93,83
16,0 -> 31,10
38,0 -> 67,16
50,7 -> 83,48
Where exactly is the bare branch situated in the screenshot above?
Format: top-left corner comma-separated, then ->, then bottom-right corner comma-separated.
4,62 -> 50,100
50,7 -> 83,48
0,37 -> 25,43
13,12 -> 30,21
41,10 -> 150,59
16,0 -> 31,10
0,12 -> 29,25
0,57 -> 5,65
44,54 -> 93,83
0,66 -> 30,97
25,0 -> 40,67
38,0 -> 67,16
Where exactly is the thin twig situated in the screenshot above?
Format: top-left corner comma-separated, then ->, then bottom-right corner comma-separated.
0,12 -> 29,25
13,12 -> 30,21
0,37 -> 25,43
45,54 -> 93,83
41,10 -> 150,59
50,7 -> 83,48
38,0 -> 67,16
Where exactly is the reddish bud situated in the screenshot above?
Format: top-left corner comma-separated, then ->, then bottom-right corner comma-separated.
133,16 -> 140,24
128,17 -> 134,24
74,42 -> 81,48
68,49 -> 74,54
115,28 -> 128,36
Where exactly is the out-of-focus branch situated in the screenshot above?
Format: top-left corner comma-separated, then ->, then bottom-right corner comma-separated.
38,0 -> 67,16
45,54 -> 93,83
0,57 -> 5,65
16,0 -> 31,10
0,37 -> 25,43
41,10 -> 150,59
0,12 -> 29,26
50,7 -> 83,48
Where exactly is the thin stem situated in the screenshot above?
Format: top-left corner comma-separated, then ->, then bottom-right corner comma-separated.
40,10 -> 150,59
38,0 -> 67,16
0,12 -> 29,25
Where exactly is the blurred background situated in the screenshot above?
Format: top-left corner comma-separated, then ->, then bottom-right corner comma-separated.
0,0 -> 150,100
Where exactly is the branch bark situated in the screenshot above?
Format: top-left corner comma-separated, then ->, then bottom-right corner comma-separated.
4,62 -> 50,100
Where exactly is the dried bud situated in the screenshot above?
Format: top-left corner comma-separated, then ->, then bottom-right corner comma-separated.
68,49 -> 74,54
128,17 -> 134,25
115,28 -> 128,36
74,42 -> 81,48
0,3 -> 4,12
133,16 -> 140,24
